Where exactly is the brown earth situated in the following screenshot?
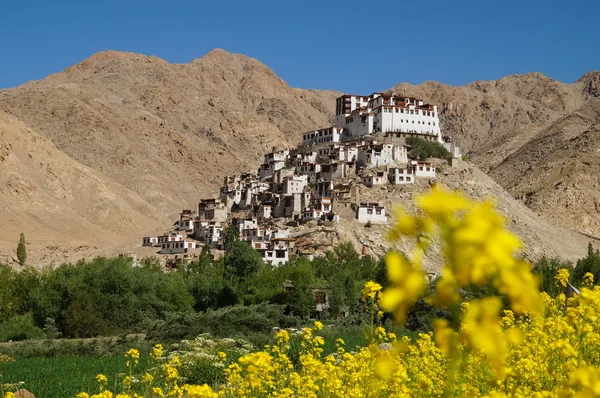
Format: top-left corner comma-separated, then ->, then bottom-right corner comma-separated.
0,48 -> 598,265
388,71 -> 600,239
0,111 -> 168,266
334,159 -> 598,272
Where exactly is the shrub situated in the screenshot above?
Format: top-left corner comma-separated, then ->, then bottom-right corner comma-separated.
0,313 -> 44,342
406,136 -> 450,160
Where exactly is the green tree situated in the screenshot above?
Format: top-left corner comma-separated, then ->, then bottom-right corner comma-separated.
224,225 -> 240,253
406,136 -> 451,160
16,232 -> 27,266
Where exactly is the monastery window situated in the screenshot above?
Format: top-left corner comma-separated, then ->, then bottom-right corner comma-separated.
367,209 -> 373,215
399,176 -> 404,181
426,167 -> 431,171
376,209 -> 381,215
419,167 -> 423,171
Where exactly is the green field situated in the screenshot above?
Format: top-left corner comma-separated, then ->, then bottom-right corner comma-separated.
0,356 -> 134,398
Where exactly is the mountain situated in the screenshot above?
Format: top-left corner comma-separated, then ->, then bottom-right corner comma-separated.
388,71 -> 600,239
489,99 -> 600,239
0,49 -> 339,217
0,49 -> 598,264
0,111 -> 168,265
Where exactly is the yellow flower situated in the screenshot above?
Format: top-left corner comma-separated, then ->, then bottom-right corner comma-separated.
125,348 -> 140,367
381,251 -> 425,323
556,268 -> 570,288
183,384 -> 217,398
96,373 -> 108,390
416,185 -> 469,220
584,272 -> 594,286
141,372 -> 154,384
362,280 -> 382,301
152,343 -> 164,360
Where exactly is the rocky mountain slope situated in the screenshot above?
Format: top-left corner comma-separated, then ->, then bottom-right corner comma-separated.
489,99 -> 600,238
0,111 -> 168,265
0,49 -> 339,216
0,48 -> 598,264
343,159 -> 597,270
389,71 -> 600,239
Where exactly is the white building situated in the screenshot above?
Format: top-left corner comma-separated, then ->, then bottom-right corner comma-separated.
356,143 -> 407,168
262,247 -> 289,267
259,160 -> 286,181
282,175 -> 308,195
388,167 -> 415,185
160,240 -> 197,254
264,147 -> 290,164
361,171 -> 387,187
296,162 -> 321,185
193,221 -> 224,246
334,93 -> 442,142
142,236 -> 159,246
302,127 -> 343,146
411,161 -> 436,178
356,202 -> 387,224
157,234 -> 184,245
176,218 -> 194,231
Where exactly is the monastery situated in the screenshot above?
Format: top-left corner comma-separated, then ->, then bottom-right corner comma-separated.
143,92 -> 460,265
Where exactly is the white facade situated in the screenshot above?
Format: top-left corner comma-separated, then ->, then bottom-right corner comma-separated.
356,203 -> 387,224
283,175 -> 308,195
259,160 -> 285,181
160,240 -> 197,254
361,173 -> 386,187
411,161 -> 436,178
157,234 -> 184,245
264,148 -> 289,164
388,167 -> 414,185
357,143 -> 393,168
193,221 -> 223,246
176,218 -> 194,231
335,93 -> 442,142
302,127 -> 342,146
142,236 -> 159,246
263,248 -> 289,267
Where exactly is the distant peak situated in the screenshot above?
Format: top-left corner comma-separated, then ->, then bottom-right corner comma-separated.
76,50 -> 167,68
577,70 -> 600,97
577,70 -> 600,83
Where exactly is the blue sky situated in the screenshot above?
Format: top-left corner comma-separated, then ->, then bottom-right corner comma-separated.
1,0 -> 598,93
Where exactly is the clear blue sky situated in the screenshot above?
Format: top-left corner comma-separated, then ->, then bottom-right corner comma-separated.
1,0 -> 598,93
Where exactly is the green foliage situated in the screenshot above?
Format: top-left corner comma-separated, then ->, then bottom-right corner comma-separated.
0,335 -> 149,358
144,304 -> 300,347
572,243 -> 600,288
531,257 -> 572,296
0,313 -> 44,342
0,355 -> 131,398
16,233 -> 27,266
406,136 -> 451,160
42,317 -> 61,339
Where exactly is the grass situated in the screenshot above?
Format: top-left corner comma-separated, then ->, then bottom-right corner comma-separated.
0,324 -> 418,397
0,355 -> 137,398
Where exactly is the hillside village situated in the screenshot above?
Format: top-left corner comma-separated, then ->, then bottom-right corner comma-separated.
142,92 -> 461,265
